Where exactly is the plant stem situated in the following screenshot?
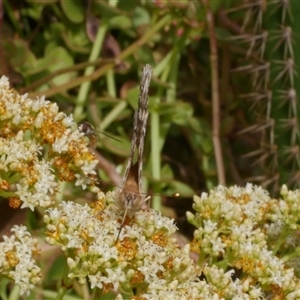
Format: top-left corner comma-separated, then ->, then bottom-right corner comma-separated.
28,14 -> 172,99
55,286 -> 68,300
73,22 -> 108,121
203,0 -> 225,185
99,100 -> 127,131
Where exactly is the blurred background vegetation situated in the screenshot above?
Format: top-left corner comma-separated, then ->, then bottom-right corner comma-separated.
1,0 -> 300,298
1,0 -> 300,238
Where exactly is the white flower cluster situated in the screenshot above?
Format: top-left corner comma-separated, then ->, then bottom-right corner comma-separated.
0,76 -> 99,210
0,225 -> 41,296
44,194 -> 221,299
187,183 -> 300,299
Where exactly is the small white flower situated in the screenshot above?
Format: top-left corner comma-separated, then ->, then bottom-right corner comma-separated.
0,225 -> 41,296
62,114 -> 74,127
0,75 -> 9,86
74,174 -> 87,190
52,135 -> 69,153
31,96 -> 50,112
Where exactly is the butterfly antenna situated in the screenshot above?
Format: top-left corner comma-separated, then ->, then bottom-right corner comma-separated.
94,130 -> 123,143
115,206 -> 129,244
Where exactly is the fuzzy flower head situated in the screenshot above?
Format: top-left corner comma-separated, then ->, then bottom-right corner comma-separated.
187,183 -> 300,299
0,225 -> 41,296
44,192 -> 220,299
0,76 -> 99,210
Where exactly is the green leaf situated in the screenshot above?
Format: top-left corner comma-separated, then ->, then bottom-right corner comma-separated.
62,27 -> 91,53
44,22 -> 65,42
109,15 -> 132,30
4,39 -> 37,75
60,0 -> 84,24
200,136 -> 214,154
188,117 -> 207,134
99,134 -> 131,157
0,278 -> 10,300
8,173 -> 23,184
48,256 -> 65,281
21,3 -> 44,20
161,164 -> 175,181
168,180 -> 195,197
171,102 -> 194,126
133,6 -> 150,28
136,47 -> 155,65
127,85 -> 139,109
0,191 -> 15,198
44,46 -> 75,85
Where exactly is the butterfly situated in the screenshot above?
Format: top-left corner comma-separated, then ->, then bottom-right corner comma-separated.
115,64 -> 153,242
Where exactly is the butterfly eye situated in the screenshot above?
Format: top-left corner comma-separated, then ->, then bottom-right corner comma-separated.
79,121 -> 94,136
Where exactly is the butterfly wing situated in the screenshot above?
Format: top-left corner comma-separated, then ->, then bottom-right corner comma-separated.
117,64 -> 152,213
